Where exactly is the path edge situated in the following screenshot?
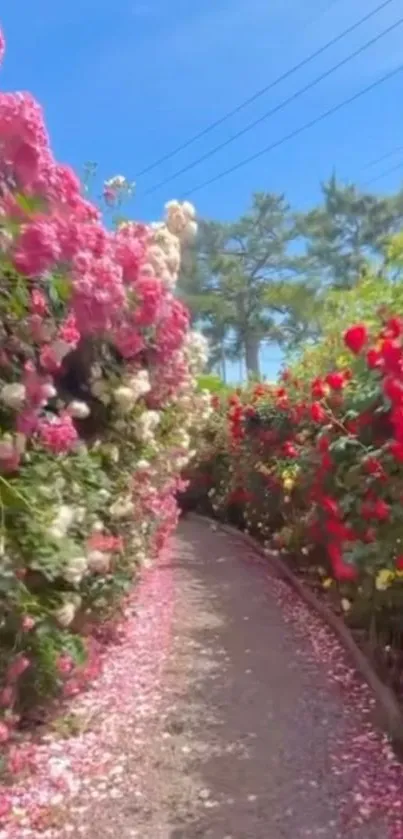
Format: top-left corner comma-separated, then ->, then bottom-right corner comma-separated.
187,512 -> 403,750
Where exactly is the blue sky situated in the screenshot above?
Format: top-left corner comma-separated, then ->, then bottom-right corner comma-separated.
1,0 -> 403,380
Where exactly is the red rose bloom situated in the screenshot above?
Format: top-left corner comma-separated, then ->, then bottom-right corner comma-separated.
344,324 -> 368,354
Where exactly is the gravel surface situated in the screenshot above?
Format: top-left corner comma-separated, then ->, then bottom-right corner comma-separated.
14,516 -> 400,838
140,517 -> 388,839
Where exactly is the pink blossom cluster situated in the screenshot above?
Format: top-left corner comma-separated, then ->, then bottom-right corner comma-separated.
0,23 -> 208,755
0,26 -> 199,465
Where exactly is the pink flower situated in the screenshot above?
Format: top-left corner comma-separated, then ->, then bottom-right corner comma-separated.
62,678 -> 80,697
13,219 -> 61,276
30,289 -> 47,315
22,615 -> 35,631
0,686 -> 15,707
7,654 -> 30,682
38,412 -> 78,454
0,722 -> 10,743
56,653 -> 74,676
0,793 -> 11,819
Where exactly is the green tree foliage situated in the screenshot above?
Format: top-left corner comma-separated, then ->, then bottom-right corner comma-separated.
296,175 -> 403,289
178,178 -> 403,379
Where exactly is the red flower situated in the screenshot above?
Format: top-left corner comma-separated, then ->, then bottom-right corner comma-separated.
383,317 -> 403,339
384,376 -> 403,405
282,441 -> 297,458
389,440 -> 403,462
333,558 -> 358,582
344,324 -> 368,354
366,348 -> 383,369
321,496 -> 340,517
311,378 -> 329,399
326,371 -> 345,391
396,555 -> 403,571
363,457 -> 385,478
310,402 -> 327,423
362,499 -> 390,521
373,499 -> 390,520
380,339 -> 402,373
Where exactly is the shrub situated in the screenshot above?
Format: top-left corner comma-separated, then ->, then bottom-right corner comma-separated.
0,30 -> 210,735
190,262 -> 403,676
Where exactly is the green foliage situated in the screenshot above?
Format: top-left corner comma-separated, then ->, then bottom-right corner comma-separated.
179,179 -> 403,380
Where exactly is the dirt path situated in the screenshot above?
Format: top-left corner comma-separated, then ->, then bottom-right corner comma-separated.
116,516 -> 388,839
54,516 -> 397,839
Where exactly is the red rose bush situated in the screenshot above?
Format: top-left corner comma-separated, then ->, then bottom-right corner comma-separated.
188,290 -> 403,672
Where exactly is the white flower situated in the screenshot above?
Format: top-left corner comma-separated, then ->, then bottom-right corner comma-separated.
98,489 -> 110,501
136,459 -> 150,472
105,174 -> 126,189
137,409 -> 160,442
104,444 -> 120,463
91,364 -> 103,381
182,219 -> 198,243
182,200 -> 196,220
91,379 -> 110,403
127,370 -> 151,400
87,550 -> 111,574
75,506 -> 86,524
48,505 -> 75,541
63,556 -> 88,585
68,400 -> 91,419
177,430 -> 190,450
1,383 -> 26,411
91,519 -> 104,532
113,385 -> 136,412
41,383 -> 57,403
49,340 -> 71,365
55,601 -> 77,628
109,497 -> 134,519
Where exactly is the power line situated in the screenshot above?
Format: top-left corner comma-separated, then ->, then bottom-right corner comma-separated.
365,159 -> 403,185
134,0 -> 384,180
143,6 -> 402,197
362,145 -> 403,170
181,61 -> 403,198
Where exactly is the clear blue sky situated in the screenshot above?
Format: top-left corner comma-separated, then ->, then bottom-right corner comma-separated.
1,0 -> 402,380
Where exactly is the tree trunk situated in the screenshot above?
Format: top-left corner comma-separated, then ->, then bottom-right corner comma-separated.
244,337 -> 260,379
220,343 -> 226,383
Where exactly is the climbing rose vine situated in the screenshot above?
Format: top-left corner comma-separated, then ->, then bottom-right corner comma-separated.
0,26 -> 210,740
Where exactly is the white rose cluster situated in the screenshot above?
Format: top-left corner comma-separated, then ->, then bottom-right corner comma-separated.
47,504 -> 75,541
55,595 -> 81,628
104,174 -> 135,197
1,382 -> 26,411
113,370 -> 151,413
64,555 -> 88,586
143,226 -> 181,290
136,409 -> 160,444
165,200 -> 197,244
183,330 -> 209,375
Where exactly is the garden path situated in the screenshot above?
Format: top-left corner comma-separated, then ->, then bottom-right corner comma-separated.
80,516 -> 391,838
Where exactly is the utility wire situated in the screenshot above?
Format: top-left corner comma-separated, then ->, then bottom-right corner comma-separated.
143,8 -> 402,196
362,145 -> 403,170
134,0 -> 384,179
365,159 -> 403,185
181,61 -> 403,198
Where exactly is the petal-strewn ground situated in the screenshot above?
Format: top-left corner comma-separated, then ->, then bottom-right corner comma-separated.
4,516 -> 403,837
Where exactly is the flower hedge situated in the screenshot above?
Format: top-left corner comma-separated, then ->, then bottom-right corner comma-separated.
186,268 -> 403,681
0,30 -> 211,742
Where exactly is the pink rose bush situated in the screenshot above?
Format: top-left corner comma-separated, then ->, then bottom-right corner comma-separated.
0,28 -> 208,734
